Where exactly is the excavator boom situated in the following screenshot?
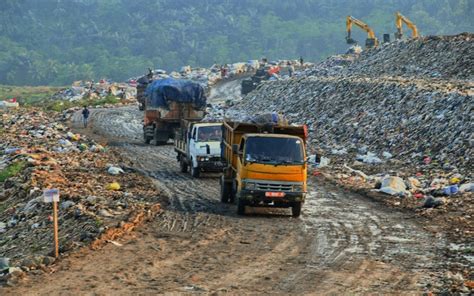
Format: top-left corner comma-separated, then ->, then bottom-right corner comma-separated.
395,12 -> 419,39
346,16 -> 378,48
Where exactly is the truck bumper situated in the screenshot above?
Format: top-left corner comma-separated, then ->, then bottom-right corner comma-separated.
238,190 -> 306,206
197,160 -> 225,172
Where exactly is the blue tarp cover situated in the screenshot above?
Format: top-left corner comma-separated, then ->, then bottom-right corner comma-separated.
145,78 -> 206,109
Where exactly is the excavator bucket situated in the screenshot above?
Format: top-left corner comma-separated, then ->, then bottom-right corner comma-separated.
346,37 -> 357,44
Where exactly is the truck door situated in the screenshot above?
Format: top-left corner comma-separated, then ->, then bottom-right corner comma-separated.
189,126 -> 198,166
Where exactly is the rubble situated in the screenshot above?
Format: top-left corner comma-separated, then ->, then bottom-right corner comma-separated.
0,107 -> 160,276
51,80 -> 137,102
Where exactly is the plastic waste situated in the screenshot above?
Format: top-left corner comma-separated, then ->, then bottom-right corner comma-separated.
378,176 -> 407,196
443,185 -> 459,196
4,147 -> 21,154
106,182 -> 121,191
0,257 -> 9,272
318,156 -> 331,168
107,166 -> 124,175
79,143 -> 89,151
449,177 -> 460,184
356,152 -> 382,164
459,183 -> 474,193
423,196 -> 445,208
90,145 -> 105,152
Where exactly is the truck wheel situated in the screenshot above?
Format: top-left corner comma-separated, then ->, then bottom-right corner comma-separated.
237,198 -> 246,215
191,166 -> 200,178
229,181 -> 237,203
179,157 -> 188,173
144,126 -> 154,144
144,134 -> 151,144
220,177 -> 231,203
154,130 -> 168,145
291,202 -> 302,218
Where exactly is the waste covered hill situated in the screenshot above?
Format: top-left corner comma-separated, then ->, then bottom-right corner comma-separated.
0,108 -> 160,273
343,33 -> 474,80
230,33 -> 473,179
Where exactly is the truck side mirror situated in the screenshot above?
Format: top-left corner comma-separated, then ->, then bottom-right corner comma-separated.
232,144 -> 239,154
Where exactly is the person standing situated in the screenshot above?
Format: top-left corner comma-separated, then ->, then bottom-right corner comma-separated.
299,56 -> 304,67
287,62 -> 295,77
82,106 -> 90,128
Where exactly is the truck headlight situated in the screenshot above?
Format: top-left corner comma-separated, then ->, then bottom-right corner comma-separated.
293,185 -> 303,192
198,156 -> 209,161
244,182 -> 256,190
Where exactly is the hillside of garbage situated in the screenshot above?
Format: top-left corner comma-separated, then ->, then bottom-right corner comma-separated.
229,33 -> 473,228
343,33 -> 473,80
0,109 -> 160,277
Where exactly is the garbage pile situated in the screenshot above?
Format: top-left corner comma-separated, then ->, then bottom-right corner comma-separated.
0,108 -> 159,281
51,80 -> 137,102
343,33 -> 474,80
233,75 -> 472,178
297,54 -> 356,77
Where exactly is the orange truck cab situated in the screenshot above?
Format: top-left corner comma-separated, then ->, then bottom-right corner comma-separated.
221,121 -> 308,217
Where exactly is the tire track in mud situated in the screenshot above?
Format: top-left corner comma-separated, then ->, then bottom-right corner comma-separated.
66,106 -> 449,294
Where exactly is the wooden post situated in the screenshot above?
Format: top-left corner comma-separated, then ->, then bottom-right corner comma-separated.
43,188 -> 60,258
53,200 -> 59,258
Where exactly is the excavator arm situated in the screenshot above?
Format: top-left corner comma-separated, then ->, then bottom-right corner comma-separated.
346,16 -> 378,48
395,12 -> 419,39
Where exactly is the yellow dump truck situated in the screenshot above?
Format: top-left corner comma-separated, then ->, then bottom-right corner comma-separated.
221,120 -> 308,217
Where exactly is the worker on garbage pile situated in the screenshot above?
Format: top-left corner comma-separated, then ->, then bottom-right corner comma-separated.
299,56 -> 304,67
82,106 -> 90,128
220,66 -> 225,78
287,61 -> 295,77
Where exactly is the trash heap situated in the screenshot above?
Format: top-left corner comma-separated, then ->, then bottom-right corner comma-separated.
0,108 -> 160,281
343,33 -> 474,80
230,33 -> 473,218
51,80 -> 137,102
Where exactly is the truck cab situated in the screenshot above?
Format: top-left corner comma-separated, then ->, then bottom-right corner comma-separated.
221,121 -> 308,217
175,122 -> 224,177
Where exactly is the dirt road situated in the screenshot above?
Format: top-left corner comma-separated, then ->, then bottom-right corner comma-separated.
2,107 -> 456,295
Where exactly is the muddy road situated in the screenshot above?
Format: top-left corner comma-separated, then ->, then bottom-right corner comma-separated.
3,107 -> 455,295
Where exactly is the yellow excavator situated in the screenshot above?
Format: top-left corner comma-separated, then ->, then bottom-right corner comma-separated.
346,16 -> 379,48
395,12 -> 419,39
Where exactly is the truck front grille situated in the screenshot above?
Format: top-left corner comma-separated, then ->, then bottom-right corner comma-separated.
255,182 -> 293,192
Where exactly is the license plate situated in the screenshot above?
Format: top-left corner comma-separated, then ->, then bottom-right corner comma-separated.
265,192 -> 285,198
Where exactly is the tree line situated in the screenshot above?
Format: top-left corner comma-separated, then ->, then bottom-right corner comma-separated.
0,0 -> 472,86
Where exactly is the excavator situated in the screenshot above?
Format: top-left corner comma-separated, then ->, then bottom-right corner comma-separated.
346,16 -> 379,48
395,12 -> 419,39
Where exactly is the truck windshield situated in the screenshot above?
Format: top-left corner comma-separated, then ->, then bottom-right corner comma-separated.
197,126 -> 222,142
245,137 -> 304,164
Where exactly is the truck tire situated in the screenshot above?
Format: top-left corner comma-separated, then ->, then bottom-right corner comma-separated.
291,202 -> 302,218
237,198 -> 246,216
220,177 -> 231,203
230,181 -> 237,203
144,134 -> 151,144
143,126 -> 154,144
191,165 -> 200,178
179,157 -> 188,173
154,129 -> 168,145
